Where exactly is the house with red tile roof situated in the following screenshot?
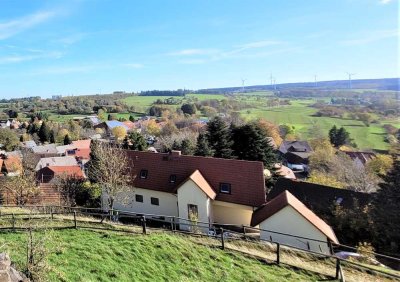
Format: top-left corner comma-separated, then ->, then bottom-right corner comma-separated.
37,166 -> 85,183
251,190 -> 338,254
111,150 -> 266,228
1,156 -> 22,176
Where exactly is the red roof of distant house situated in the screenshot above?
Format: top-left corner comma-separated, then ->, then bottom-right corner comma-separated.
344,151 -> 376,165
74,148 -> 91,160
126,150 -> 265,207
3,156 -> 22,173
46,166 -> 85,178
72,140 -> 91,150
123,121 -> 135,130
251,190 -> 338,243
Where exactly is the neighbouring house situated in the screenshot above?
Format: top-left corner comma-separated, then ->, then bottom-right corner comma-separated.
278,141 -> 313,174
272,164 -> 296,179
32,144 -> 58,158
268,178 -> 372,216
37,166 -> 85,183
35,156 -> 79,171
56,145 -> 75,156
94,121 -> 130,135
56,140 -> 91,162
123,121 -> 136,131
251,190 -> 339,254
0,156 -> 22,176
343,151 -> 376,168
0,120 -> 11,129
85,116 -> 101,126
21,140 -> 37,149
109,150 -> 266,228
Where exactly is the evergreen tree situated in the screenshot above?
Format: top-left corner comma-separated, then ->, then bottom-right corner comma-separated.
195,133 -> 213,156
38,121 -> 50,143
328,125 -> 338,146
64,134 -> 72,145
206,117 -> 234,159
124,131 -> 147,151
49,130 -> 56,143
181,138 -> 194,155
329,125 -> 350,147
171,140 -> 181,151
129,115 -> 135,122
372,157 -> 400,253
232,123 -> 278,167
107,114 -> 112,121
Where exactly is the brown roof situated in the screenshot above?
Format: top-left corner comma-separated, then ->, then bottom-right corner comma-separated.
47,166 -> 84,178
174,170 -> 216,199
344,151 -> 376,165
3,156 -> 22,173
126,150 -> 266,207
251,190 -> 339,243
72,140 -> 91,150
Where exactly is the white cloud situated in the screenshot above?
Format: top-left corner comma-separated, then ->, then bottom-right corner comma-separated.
0,51 -> 63,64
178,59 -> 206,65
0,10 -> 57,40
341,29 -> 398,45
168,49 -> 219,56
379,0 -> 393,4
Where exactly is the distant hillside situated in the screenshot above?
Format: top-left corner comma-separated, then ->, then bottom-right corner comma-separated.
198,78 -> 400,93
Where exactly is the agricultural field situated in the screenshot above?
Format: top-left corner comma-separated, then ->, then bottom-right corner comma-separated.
240,99 -> 399,150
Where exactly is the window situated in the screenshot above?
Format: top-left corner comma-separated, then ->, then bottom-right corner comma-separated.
140,169 -> 148,179
169,174 -> 177,183
151,197 -> 159,206
219,183 -> 231,194
135,194 -> 143,203
188,204 -> 198,220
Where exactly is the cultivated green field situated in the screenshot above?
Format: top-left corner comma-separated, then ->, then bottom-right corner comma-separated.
0,229 -> 323,282
240,99 -> 399,150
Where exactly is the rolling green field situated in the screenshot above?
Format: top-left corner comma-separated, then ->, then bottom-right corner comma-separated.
241,99 -> 399,150
122,94 -> 227,108
0,229 -> 323,282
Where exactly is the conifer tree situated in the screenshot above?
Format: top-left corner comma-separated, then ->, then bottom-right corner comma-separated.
206,117 -> 233,158
63,134 -> 72,145
195,133 -> 213,156
372,157 -> 400,253
232,123 -> 278,167
38,121 -> 50,143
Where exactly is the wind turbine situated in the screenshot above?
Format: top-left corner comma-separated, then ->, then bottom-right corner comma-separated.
347,72 -> 356,89
270,73 -> 274,89
314,75 -> 318,88
241,78 -> 247,92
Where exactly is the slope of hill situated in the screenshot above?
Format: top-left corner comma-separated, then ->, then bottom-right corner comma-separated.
1,229 -> 325,282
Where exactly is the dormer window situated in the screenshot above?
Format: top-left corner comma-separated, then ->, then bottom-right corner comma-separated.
219,183 -> 231,194
140,169 -> 148,179
169,174 -> 176,183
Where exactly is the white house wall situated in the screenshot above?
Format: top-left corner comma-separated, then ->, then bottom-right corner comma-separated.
212,200 -> 254,226
259,206 -> 331,254
176,179 -> 211,232
111,187 -> 179,217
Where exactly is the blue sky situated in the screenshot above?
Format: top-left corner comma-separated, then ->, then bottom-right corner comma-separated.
0,0 -> 398,98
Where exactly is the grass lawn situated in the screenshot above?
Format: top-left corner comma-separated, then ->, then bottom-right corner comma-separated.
0,229 -> 323,282
241,99 -> 399,150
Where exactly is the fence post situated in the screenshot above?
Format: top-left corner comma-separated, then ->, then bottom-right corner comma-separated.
11,213 -> 15,231
50,207 -> 53,220
276,243 -> 280,265
243,226 -> 246,236
141,216 -> 147,235
220,228 -> 225,250
73,211 -> 77,229
170,217 -> 174,231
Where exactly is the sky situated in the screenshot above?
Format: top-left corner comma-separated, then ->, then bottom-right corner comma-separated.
0,0 -> 398,98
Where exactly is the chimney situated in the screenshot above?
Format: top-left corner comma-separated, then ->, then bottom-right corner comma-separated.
169,150 -> 181,160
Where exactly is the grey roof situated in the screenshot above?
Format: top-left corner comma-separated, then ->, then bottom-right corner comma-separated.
279,141 -> 312,154
35,156 -> 78,171
32,144 -> 58,154
56,145 -> 75,155
23,140 -> 37,148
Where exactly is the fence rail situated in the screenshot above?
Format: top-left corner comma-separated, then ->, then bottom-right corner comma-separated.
1,205 -> 400,280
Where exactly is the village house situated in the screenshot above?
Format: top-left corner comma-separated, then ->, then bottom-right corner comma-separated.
343,151 -> 376,168
278,141 -> 313,174
32,144 -> 59,158
94,120 -> 130,136
35,156 -> 79,171
110,150 -> 266,228
37,166 -> 85,183
251,190 -> 339,254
